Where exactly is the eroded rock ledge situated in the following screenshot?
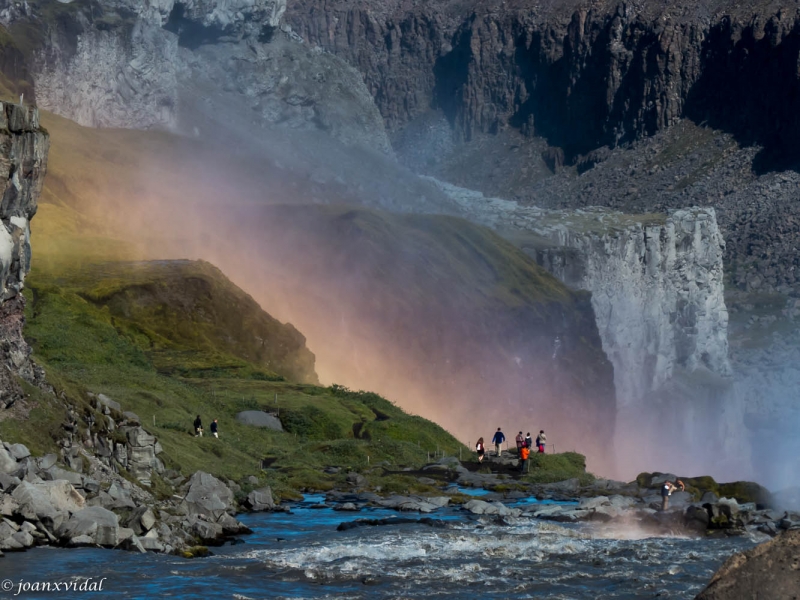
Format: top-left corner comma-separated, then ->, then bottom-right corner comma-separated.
0,103 -> 49,408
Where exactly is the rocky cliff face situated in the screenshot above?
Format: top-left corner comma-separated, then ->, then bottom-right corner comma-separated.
420,178 -> 744,477
287,0 -> 800,163
4,0 -> 390,153
0,102 -> 49,407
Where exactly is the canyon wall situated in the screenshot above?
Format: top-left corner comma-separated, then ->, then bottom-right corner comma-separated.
0,103 -> 49,407
421,178 -> 743,478
287,0 -> 800,163
6,0 -> 391,153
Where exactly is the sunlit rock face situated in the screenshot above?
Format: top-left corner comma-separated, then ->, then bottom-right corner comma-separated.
0,103 -> 49,407
421,178 -> 743,479
15,0 -> 390,153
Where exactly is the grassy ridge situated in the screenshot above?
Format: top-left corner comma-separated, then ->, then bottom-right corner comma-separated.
9,259 -> 467,498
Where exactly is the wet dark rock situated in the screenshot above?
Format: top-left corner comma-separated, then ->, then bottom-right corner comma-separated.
337,517 -> 447,532
696,530 -> 800,599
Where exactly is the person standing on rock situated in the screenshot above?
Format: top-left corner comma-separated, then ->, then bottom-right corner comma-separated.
515,431 -> 525,452
661,479 -> 684,511
525,432 -> 533,448
211,418 -> 219,439
476,437 -> 486,463
194,415 -> 203,437
519,444 -> 530,473
536,430 -> 546,453
492,428 -> 505,457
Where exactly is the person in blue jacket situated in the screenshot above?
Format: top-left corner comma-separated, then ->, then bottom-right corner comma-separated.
491,427 -> 505,457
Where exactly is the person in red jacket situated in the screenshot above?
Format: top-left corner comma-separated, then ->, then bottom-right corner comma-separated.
519,445 -> 530,473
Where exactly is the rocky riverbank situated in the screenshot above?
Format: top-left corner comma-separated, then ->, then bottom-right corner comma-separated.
3,431 -> 792,560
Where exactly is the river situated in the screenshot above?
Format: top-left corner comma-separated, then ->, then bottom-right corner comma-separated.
0,493 -> 757,599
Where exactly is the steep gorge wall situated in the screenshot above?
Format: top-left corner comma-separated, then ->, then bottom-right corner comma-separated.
3,0 -> 391,153
287,0 -> 800,163
0,103 -> 49,407
421,178 -> 743,477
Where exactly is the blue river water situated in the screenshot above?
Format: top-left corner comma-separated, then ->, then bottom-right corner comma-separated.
0,493 -> 757,599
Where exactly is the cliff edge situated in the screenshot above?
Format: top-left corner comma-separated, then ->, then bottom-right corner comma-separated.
0,102 -> 48,408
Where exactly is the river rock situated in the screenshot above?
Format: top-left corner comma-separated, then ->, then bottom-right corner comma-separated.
245,486 -> 275,511
235,411 -> 283,430
183,472 -> 234,519
58,506 -> 119,547
579,497 -> 610,510
463,499 -> 522,517
696,530 -> 800,599
11,480 -> 85,529
685,505 -> 710,533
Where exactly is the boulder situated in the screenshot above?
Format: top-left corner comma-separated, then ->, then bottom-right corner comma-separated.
335,502 -> 359,511
106,482 -> 137,510
96,394 -> 121,413
82,477 -> 100,494
125,506 -> 157,535
701,491 -> 720,504
579,497 -> 611,510
42,467 -> 83,487
346,472 -> 367,487
37,454 -> 58,471
125,427 -> 156,448
0,472 -> 20,492
183,472 -> 234,519
123,411 -> 141,424
58,506 -> 119,547
12,481 -> 85,529
0,446 -> 18,473
696,530 -> 800,599
685,505 -> 710,533
0,495 -> 20,517
650,473 -> 679,487
463,499 -> 522,517
245,487 -> 275,511
235,411 -> 283,431
7,443 -> 30,460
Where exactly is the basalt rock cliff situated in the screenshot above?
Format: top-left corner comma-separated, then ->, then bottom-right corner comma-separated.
288,0 -> 800,163
0,102 -> 48,408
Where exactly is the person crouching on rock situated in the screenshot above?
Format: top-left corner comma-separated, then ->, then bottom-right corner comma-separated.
194,415 -> 203,437
211,418 -> 219,439
661,479 -> 685,511
476,437 -> 486,463
519,444 -> 530,473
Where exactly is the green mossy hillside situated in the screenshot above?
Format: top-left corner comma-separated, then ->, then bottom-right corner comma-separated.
6,260 -> 467,498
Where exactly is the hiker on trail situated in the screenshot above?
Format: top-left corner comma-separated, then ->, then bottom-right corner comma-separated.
211,418 -> 219,439
536,430 -> 546,453
476,437 -> 486,463
194,415 -> 203,437
515,431 -> 525,451
525,432 -> 533,448
519,444 -> 530,473
491,428 -> 505,456
660,479 -> 685,511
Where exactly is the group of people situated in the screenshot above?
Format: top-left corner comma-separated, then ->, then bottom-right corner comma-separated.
193,415 -> 219,438
475,427 -> 547,471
